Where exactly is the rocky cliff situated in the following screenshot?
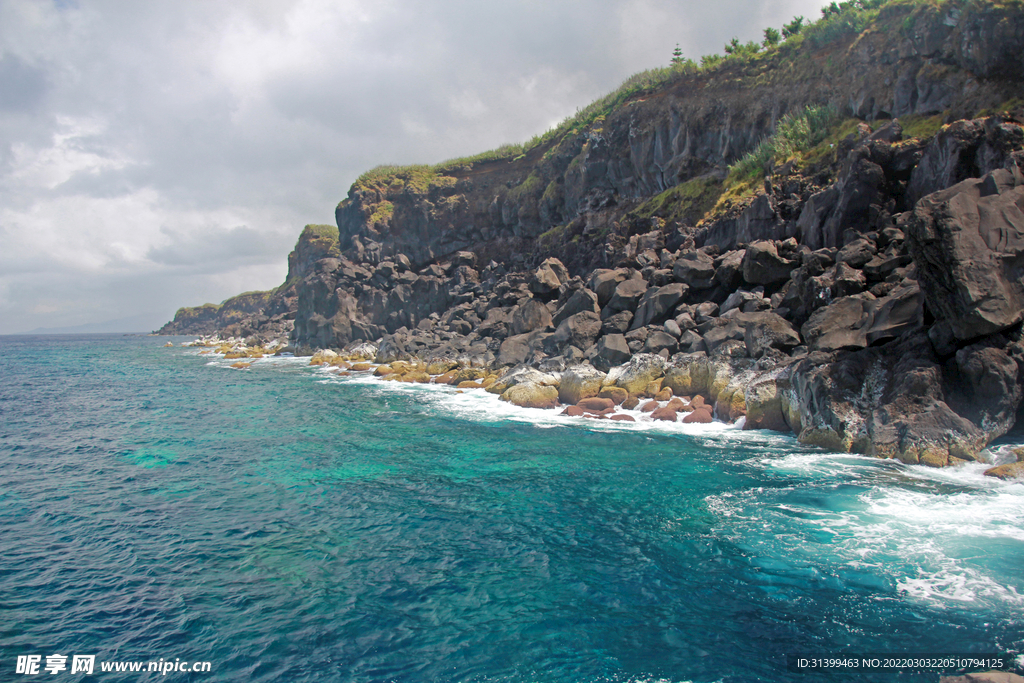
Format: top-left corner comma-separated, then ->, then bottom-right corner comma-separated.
157,224 -> 339,339
162,0 -> 1024,468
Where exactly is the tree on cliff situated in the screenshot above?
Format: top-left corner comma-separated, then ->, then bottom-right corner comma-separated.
671,44 -> 684,65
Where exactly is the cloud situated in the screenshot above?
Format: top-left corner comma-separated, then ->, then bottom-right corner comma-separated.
0,0 -> 829,333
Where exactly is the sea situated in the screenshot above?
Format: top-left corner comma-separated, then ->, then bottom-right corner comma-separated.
2,333 -> 1023,682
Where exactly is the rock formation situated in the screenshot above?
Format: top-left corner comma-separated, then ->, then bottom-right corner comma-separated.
162,0 -> 1024,468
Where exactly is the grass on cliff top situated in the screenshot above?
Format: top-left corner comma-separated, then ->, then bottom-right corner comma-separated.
300,224 -> 340,242
350,0 -> 965,195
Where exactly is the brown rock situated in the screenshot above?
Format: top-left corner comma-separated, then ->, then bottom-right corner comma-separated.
457,380 -> 485,389
651,407 -> 678,422
666,397 -> 688,411
434,371 -> 458,384
640,400 -> 659,413
655,387 -> 673,401
373,364 -> 395,376
984,462 -> 1024,480
351,363 -> 372,371
577,397 -> 615,412
500,382 -> 559,409
683,407 -> 713,423
403,371 -> 431,383
610,414 -> 637,422
598,386 -> 629,405
561,405 -> 585,417
230,362 -> 251,369
622,395 -> 640,410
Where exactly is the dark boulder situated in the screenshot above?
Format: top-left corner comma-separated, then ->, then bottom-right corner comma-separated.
511,299 -> 553,336
905,167 -> 1024,342
591,334 -> 631,371
553,288 -> 600,326
673,252 -> 716,289
605,278 -> 649,315
529,257 -> 570,296
630,283 -> 687,330
742,241 -> 797,286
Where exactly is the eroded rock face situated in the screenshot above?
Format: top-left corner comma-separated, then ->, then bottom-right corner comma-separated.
801,283 -> 923,352
164,5 -> 1024,468
906,167 -> 1024,342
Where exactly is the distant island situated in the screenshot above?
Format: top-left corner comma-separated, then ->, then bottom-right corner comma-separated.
161,0 -> 1024,472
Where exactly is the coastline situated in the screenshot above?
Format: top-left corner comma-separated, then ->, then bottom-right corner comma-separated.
171,334 -> 1024,478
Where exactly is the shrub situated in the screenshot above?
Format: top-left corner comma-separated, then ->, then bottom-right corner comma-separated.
728,104 -> 841,181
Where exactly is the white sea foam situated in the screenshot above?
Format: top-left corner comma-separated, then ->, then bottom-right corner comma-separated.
321,368 -> 768,441
713,448 -> 1024,610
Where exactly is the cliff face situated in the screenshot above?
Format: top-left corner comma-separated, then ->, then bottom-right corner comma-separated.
162,0 -> 1024,468
334,0 -> 1022,275
157,224 -> 338,338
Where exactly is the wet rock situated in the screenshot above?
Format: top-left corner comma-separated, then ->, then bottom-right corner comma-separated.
577,397 -> 615,412
605,353 -> 667,394
984,462 -> 1024,480
488,366 -> 558,395
500,382 -> 559,409
650,406 -> 678,422
683,407 -> 713,423
610,414 -> 636,422
558,364 -> 607,405
598,386 -> 629,405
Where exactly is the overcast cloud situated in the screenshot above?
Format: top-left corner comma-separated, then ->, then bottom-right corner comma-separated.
0,0 -> 826,334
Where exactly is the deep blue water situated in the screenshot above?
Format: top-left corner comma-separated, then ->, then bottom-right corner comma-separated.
2,334 -> 1023,682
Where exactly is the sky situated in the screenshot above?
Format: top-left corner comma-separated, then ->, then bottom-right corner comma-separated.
0,0 -> 828,334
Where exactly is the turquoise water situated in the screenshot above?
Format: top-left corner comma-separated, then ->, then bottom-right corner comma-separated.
1,334 -> 1023,682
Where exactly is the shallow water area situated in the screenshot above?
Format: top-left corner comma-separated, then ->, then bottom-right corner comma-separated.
2,334 -> 1023,682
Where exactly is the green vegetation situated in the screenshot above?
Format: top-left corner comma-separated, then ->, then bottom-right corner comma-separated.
974,97 -> 1024,118
347,0 -> 951,199
802,0 -> 887,48
783,16 -> 805,38
368,200 -> 394,225
354,164 -> 440,194
728,104 -> 843,182
630,176 -> 725,226
899,113 -> 946,139
537,223 -> 568,249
